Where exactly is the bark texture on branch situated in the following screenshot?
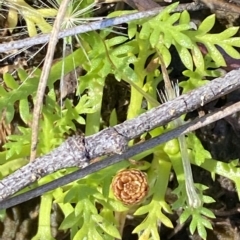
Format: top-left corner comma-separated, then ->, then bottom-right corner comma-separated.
0,128 -> 128,201
0,69 -> 240,201
1,100 -> 240,209
114,69 -> 240,139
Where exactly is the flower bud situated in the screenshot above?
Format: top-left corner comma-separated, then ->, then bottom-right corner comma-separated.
111,169 -> 149,205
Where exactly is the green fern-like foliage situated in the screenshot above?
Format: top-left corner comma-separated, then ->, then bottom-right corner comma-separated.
1,1 -> 240,240
0,69 -> 39,123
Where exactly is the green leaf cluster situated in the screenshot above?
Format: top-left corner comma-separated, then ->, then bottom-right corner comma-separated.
1,1 -> 240,240
55,161 -> 130,240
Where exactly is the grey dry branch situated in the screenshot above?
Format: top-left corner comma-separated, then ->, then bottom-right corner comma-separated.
0,2 -> 206,53
114,69 -> 240,139
2,99 -> 240,209
0,128 -> 128,201
0,68 -> 240,202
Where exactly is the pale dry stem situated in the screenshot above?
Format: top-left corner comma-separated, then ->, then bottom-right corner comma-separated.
30,0 -> 71,161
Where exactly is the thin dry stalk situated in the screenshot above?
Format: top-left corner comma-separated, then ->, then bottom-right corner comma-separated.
30,0 -> 71,161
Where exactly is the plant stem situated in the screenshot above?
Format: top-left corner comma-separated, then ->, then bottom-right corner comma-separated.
85,81 -> 104,135
32,194 -> 54,240
127,40 -> 151,120
159,53 -> 201,208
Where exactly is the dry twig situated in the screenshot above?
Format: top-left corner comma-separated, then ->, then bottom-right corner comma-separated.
30,0 -> 71,161
0,3 -> 206,54
0,68 -> 240,204
200,0 -> 240,13
1,94 -> 240,209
